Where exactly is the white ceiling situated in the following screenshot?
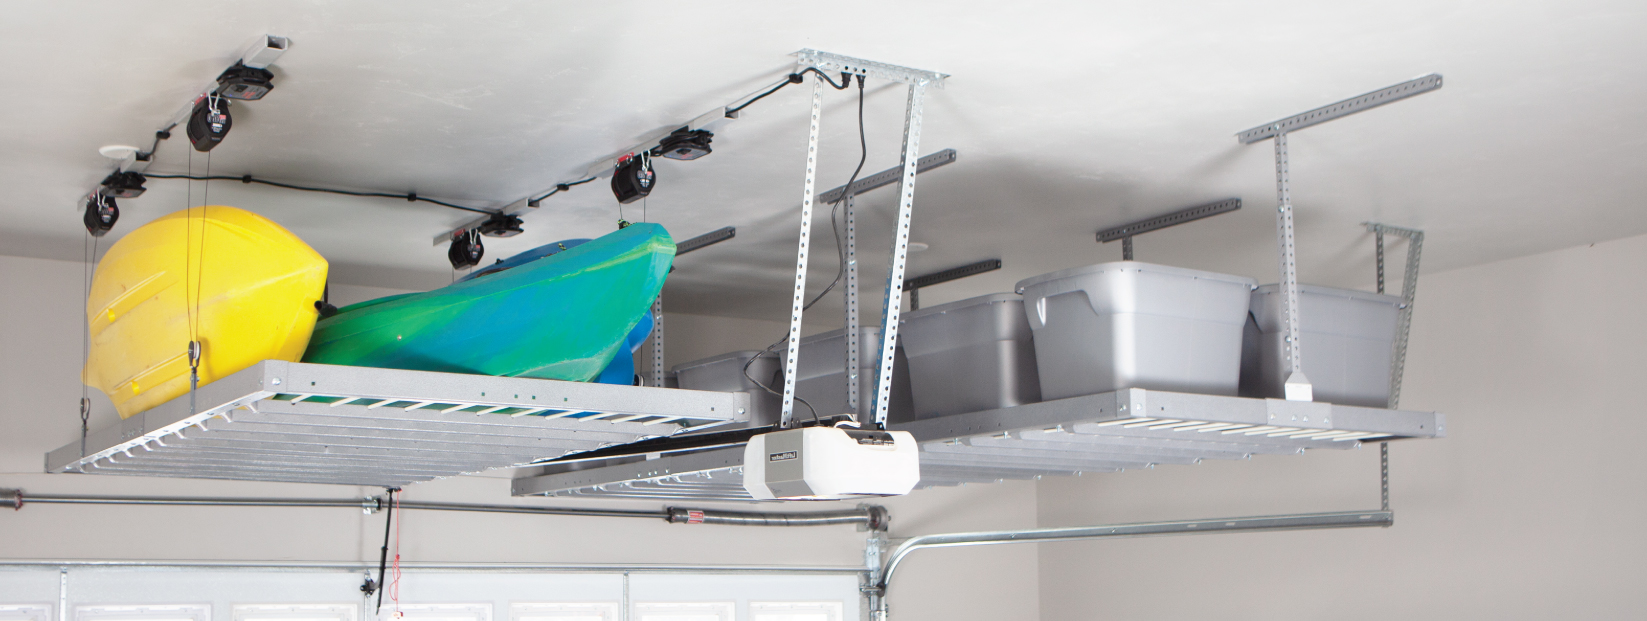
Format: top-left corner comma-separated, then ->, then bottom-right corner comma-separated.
3,0 -> 1644,321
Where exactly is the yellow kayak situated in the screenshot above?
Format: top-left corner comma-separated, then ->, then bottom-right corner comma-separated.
84,206 -> 328,418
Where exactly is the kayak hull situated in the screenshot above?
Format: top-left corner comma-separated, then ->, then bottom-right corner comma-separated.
302,223 -> 675,382
84,206 -> 329,419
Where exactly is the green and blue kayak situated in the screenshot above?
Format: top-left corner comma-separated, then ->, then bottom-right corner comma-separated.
302,223 -> 674,381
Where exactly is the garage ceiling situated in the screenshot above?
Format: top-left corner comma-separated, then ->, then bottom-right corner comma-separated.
2,1 -> 1643,320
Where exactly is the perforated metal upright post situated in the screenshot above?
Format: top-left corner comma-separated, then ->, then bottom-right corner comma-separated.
1391,229 -> 1423,407
870,81 -> 927,429
1365,223 -> 1424,408
651,296 -> 665,387
778,75 -> 827,428
1274,133 -> 1313,401
845,193 -> 861,414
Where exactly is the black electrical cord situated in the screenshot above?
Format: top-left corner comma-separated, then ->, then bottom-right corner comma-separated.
529,176 -> 597,205
725,69 -> 854,116
808,74 -> 869,310
800,67 -> 854,90
143,173 -> 495,215
137,125 -> 175,161
740,338 -> 820,423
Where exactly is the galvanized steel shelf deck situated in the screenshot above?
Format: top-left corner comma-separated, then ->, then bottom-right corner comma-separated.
511,388 -> 1443,501
46,360 -> 748,487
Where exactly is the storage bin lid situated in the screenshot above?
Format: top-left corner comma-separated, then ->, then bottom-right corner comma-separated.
671,350 -> 772,373
901,292 -> 1021,322
1252,283 -> 1404,305
1015,260 -> 1255,293
1250,284 -> 1404,337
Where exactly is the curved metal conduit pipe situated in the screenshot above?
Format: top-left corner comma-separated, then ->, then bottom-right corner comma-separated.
0,488 -> 888,530
864,510 -> 1393,619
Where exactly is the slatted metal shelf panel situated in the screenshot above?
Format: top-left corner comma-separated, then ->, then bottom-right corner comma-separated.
510,388 -> 1443,501
46,360 -> 748,488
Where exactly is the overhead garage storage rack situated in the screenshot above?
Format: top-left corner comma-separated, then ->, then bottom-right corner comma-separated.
46,360 -> 748,487
511,389 -> 1443,501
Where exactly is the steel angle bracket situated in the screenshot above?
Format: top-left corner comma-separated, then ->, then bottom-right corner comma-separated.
819,149 -> 957,204
676,226 -> 737,256
906,259 -> 1001,310
792,49 -> 948,88
1236,74 -> 1443,144
1097,198 -> 1242,243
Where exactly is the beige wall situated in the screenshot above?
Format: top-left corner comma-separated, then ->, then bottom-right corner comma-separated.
0,253 -> 1037,621
1034,234 -> 1647,619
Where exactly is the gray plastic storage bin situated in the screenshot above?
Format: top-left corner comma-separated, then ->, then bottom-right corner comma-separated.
900,293 -> 1041,419
794,326 -> 914,424
1240,284 -> 1403,407
1016,261 -> 1257,400
673,350 -> 782,429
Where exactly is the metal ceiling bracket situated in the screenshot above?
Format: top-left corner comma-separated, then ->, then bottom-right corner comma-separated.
778,74 -> 828,428
792,49 -> 948,88
1236,74 -> 1443,144
905,259 -> 1003,311
1237,74 -> 1441,401
818,149 -> 957,204
1096,198 -> 1243,262
870,81 -> 927,429
1096,198 -> 1243,242
675,226 -> 737,256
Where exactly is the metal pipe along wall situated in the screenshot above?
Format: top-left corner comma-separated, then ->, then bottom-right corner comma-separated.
0,488 -> 886,527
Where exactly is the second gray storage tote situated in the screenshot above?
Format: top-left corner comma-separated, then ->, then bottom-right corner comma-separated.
1016,261 -> 1256,400
1240,284 -> 1403,407
900,293 -> 1041,418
